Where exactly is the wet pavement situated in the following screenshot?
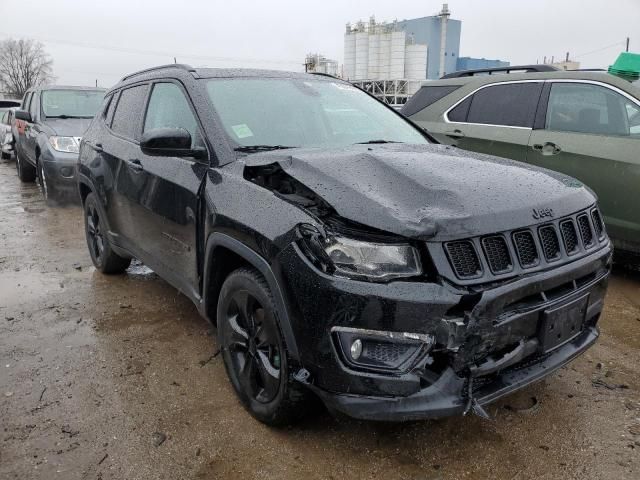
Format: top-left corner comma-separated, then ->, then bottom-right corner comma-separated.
1,157 -> 639,480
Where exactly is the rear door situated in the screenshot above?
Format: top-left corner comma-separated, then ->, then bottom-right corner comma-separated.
132,80 -> 208,294
102,83 -> 150,247
527,81 -> 640,249
24,91 -> 40,164
435,81 -> 543,161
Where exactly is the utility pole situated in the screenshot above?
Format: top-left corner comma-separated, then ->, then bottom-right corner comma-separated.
95,79 -> 98,87
626,37 -> 630,52
174,57 -> 177,64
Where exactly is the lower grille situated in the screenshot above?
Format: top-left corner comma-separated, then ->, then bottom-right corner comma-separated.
539,226 -> 561,261
445,241 -> 482,279
482,236 -> 513,273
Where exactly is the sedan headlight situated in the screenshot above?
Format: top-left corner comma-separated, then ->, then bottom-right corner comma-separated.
49,136 -> 80,154
298,225 -> 422,281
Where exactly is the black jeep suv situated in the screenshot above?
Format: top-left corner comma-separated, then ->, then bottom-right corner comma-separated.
77,64 -> 611,425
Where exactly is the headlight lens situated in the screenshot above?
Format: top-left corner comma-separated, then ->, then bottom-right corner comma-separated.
323,236 -> 422,280
49,136 -> 80,154
298,225 -> 423,281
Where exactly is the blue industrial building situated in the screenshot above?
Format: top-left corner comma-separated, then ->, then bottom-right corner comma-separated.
456,57 -> 510,71
394,5 -> 509,79
395,14 -> 461,80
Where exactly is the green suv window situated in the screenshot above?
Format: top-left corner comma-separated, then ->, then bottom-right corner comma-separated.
546,83 -> 640,137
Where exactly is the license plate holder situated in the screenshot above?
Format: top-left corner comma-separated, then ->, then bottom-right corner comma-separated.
539,294 -> 589,353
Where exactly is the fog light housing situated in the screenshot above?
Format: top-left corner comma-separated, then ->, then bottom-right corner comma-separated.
59,166 -> 74,178
350,339 -> 363,360
332,327 -> 434,373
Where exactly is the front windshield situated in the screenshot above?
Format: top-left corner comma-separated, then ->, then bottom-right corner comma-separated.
41,89 -> 105,118
204,78 -> 428,149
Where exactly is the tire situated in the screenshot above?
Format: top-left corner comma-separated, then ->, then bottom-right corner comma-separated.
16,150 -> 36,182
83,192 -> 131,274
1,151 -> 9,160
218,267 -> 311,426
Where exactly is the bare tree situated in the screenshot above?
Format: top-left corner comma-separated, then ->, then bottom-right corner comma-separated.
0,38 -> 54,98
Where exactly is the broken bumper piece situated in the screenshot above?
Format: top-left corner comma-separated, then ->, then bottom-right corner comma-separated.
310,325 -> 598,422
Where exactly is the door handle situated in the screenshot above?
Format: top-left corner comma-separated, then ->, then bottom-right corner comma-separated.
126,158 -> 143,171
532,142 -> 562,156
445,129 -> 465,139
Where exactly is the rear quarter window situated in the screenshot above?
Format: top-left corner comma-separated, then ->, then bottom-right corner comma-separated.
401,85 -> 461,117
110,85 -> 149,140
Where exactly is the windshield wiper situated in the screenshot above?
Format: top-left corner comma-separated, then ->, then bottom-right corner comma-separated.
234,145 -> 297,153
355,140 -> 403,144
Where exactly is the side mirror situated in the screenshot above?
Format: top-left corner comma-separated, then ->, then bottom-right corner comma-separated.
140,127 -> 205,159
15,110 -> 32,122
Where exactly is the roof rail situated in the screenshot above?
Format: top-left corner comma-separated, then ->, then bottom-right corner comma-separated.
441,64 -> 559,79
308,71 -> 340,80
120,63 -> 196,82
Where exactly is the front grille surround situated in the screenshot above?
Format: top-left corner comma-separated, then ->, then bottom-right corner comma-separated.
577,214 -> 594,248
445,240 -> 483,279
591,208 -> 605,240
437,206 -> 609,284
481,235 -> 513,274
539,225 -> 561,261
560,220 -> 579,255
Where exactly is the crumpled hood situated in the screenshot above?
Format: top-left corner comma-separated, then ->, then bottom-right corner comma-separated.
244,144 -> 595,241
43,117 -> 93,137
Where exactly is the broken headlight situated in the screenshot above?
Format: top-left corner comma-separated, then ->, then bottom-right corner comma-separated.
298,225 -> 422,281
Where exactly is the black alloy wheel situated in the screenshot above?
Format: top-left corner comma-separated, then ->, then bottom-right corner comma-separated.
218,268 -> 311,425
83,193 -> 131,274
223,289 -> 282,404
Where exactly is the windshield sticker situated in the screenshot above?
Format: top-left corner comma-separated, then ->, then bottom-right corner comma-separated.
231,124 -> 254,139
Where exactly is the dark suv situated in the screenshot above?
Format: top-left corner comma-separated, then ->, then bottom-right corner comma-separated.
78,64 -> 611,425
14,85 -> 105,203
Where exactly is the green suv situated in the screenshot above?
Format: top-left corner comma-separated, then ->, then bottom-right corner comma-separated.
402,67 -> 640,256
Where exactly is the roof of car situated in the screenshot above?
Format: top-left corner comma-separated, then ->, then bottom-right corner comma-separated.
424,70 -> 639,92
110,63 -> 340,93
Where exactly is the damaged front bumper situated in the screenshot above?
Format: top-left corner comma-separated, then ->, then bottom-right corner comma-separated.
278,239 -> 611,422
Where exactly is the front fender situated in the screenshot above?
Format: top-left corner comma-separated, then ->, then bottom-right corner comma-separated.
203,232 -> 300,361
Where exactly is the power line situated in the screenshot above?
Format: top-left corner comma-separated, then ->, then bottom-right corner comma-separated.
0,31 -> 301,66
574,40 -> 627,59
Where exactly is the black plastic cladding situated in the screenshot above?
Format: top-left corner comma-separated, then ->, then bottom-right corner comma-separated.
439,207 -> 608,285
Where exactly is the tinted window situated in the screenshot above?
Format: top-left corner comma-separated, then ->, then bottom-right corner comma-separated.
29,92 -> 39,119
448,96 -> 472,122
144,83 -> 199,146
41,89 -> 104,117
401,85 -> 461,117
21,93 -> 31,110
111,85 -> 149,140
465,83 -> 542,127
205,78 -> 428,148
105,93 -> 118,126
546,83 -> 640,137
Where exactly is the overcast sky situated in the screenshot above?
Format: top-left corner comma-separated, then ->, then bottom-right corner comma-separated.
0,0 -> 637,88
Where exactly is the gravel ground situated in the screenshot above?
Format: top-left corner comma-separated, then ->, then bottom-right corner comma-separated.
1,158 -> 639,480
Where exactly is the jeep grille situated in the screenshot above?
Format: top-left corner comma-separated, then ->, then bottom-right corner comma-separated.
442,206 -> 608,283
